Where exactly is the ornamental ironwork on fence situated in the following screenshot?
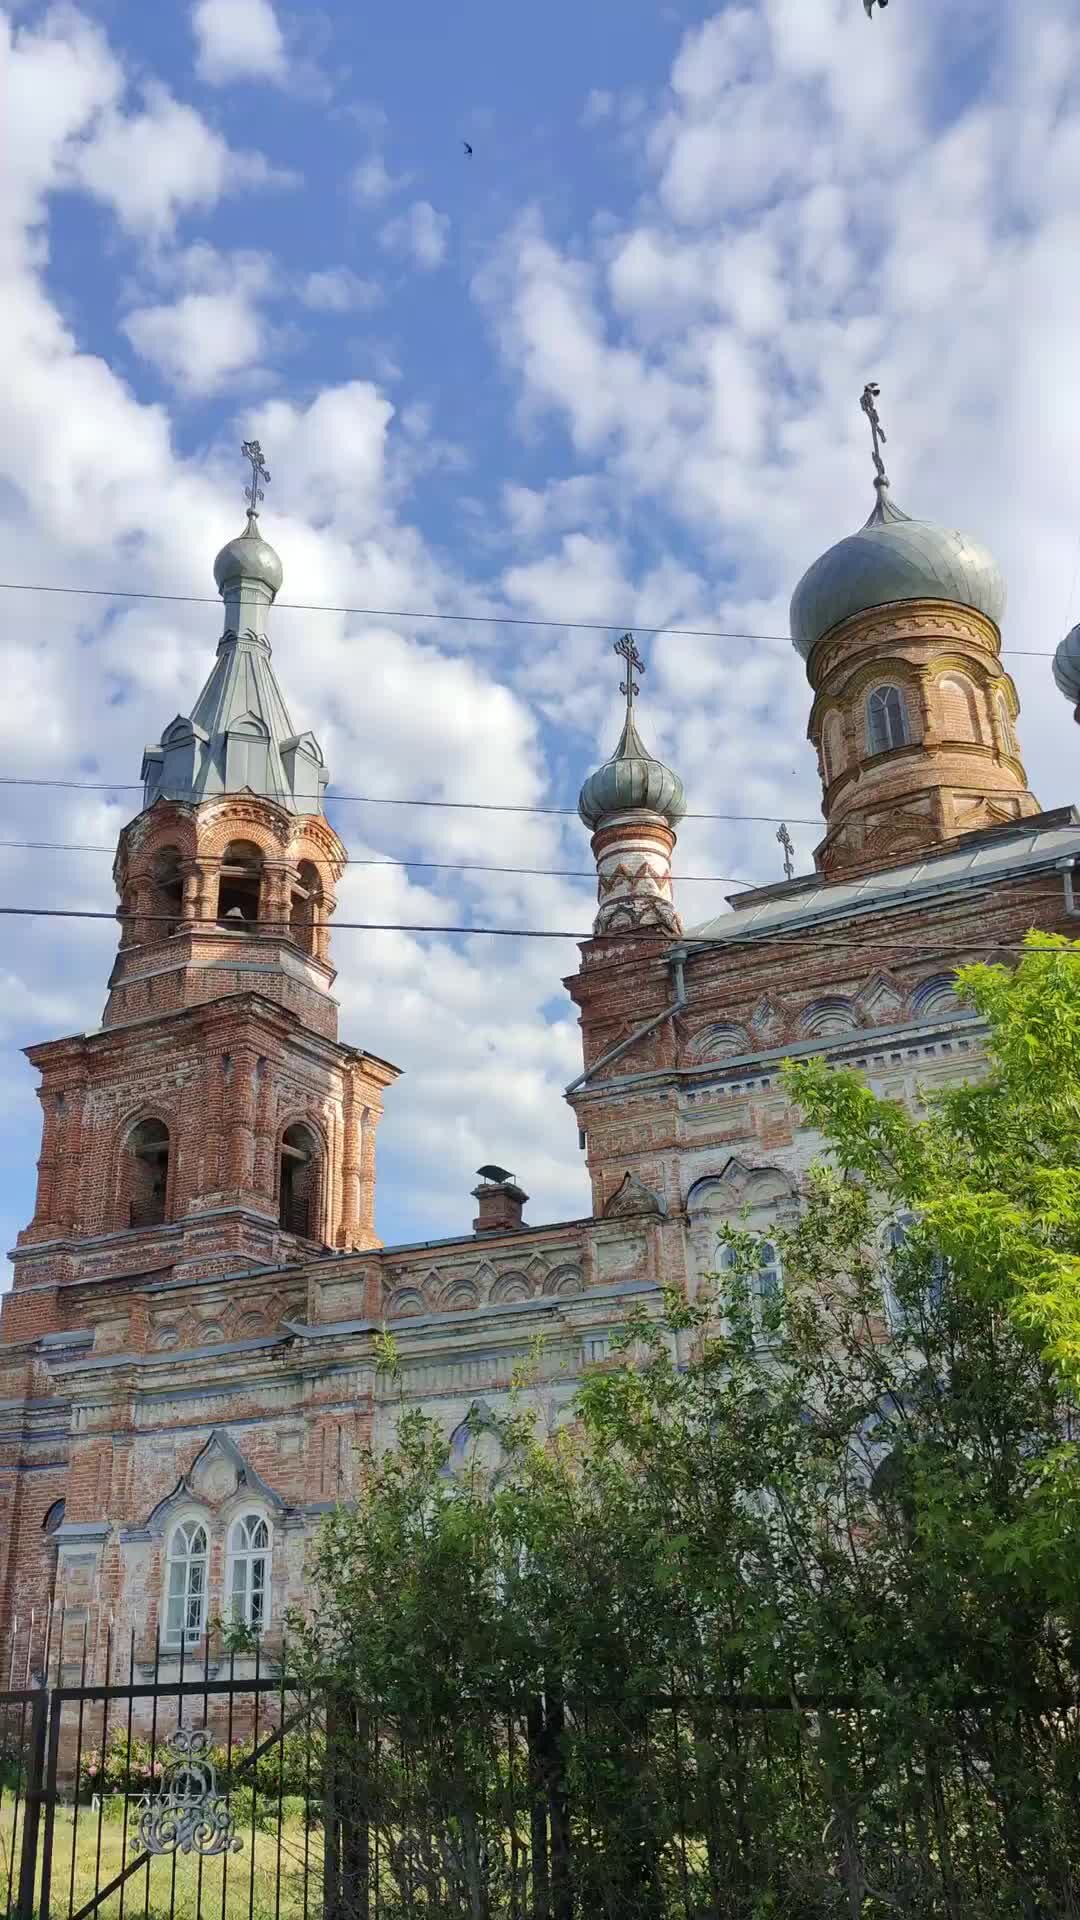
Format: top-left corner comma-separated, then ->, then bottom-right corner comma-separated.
1,1608 -> 1079,1919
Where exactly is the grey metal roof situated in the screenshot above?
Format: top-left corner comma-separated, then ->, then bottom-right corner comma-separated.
141,512 -> 327,816
578,713 -> 686,830
683,820 -> 1080,948
789,489 -> 1005,660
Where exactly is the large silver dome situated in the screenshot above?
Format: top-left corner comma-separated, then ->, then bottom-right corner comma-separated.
213,511 -> 283,598
790,490 -> 1005,661
1054,625 -> 1080,705
578,714 -> 686,831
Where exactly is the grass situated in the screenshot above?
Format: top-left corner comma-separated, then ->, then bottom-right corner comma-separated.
0,1793 -> 323,1920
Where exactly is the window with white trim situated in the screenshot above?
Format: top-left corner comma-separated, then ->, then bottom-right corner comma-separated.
719,1237 -> 783,1318
866,684 -> 909,755
882,1212 -> 946,1330
165,1519 -> 209,1646
228,1513 -> 271,1631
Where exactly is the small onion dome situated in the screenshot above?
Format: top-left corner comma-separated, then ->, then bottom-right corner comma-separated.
578,713 -> 686,831
1053,626 -> 1080,706
213,510 -> 284,599
789,488 -> 1005,662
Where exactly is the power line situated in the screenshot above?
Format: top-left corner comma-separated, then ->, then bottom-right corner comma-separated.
0,774 -> 823,827
0,577 -> 1057,659
0,898 -> 1071,956
0,840 -> 758,889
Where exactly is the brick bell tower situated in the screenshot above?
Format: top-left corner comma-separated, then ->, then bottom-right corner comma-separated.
6,445 -> 398,1338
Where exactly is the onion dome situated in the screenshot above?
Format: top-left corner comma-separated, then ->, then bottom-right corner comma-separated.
1053,626 -> 1080,707
578,712 -> 686,831
789,489 -> 1005,661
213,509 -> 283,599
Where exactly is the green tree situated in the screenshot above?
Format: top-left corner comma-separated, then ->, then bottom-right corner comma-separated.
291,932 -> 1080,1916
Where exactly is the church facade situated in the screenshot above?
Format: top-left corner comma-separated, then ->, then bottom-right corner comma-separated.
3,409 -> 1080,1680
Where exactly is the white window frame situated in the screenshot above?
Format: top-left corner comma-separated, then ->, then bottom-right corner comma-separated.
227,1512 -> 272,1631
718,1237 -> 784,1324
164,1517 -> 209,1648
881,1212 -> 946,1331
866,685 -> 908,755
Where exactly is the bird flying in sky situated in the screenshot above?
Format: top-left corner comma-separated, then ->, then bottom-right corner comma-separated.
463,140 -> 473,155
864,0 -> 888,14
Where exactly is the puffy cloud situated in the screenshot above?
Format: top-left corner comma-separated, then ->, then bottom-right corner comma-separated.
380,200 -> 450,271
72,82 -> 296,236
121,248 -> 273,395
350,154 -> 409,206
191,0 -> 287,86
300,267 -> 383,312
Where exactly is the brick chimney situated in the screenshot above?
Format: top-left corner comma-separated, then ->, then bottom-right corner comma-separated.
472,1165 -> 528,1234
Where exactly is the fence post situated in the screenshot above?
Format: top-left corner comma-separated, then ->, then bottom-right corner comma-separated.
15,1683 -> 49,1920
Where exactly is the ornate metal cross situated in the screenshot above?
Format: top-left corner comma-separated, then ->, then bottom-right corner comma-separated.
776,822 -> 795,881
859,383 -> 889,490
241,439 -> 270,518
615,632 -> 645,723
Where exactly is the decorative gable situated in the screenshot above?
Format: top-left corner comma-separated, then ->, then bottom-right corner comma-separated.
604,1170 -> 667,1219
140,1430 -> 284,1536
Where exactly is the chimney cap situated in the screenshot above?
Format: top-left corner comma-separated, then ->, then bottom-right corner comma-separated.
475,1163 -> 516,1186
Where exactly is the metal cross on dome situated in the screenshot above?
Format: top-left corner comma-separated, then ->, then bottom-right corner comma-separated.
241,439 -> 270,518
777,822 -> 795,881
859,383 -> 890,491
615,632 -> 645,724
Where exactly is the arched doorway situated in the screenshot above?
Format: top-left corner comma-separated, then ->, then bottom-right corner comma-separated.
279,1123 -> 320,1238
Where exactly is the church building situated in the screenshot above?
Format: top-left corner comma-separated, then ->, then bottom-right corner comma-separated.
2,399 -> 1079,1677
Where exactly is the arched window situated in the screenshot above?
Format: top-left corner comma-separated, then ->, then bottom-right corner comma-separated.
866,685 -> 909,755
228,1513 -> 271,1630
997,692 -> 1016,755
279,1123 -> 320,1239
164,1519 -> 208,1647
218,841 -> 263,929
938,673 -> 980,744
911,974 -> 960,1021
151,845 -> 184,938
821,712 -> 846,783
882,1212 -> 946,1330
289,860 -> 321,957
718,1237 -> 783,1318
43,1500 -> 64,1535
127,1119 -> 169,1228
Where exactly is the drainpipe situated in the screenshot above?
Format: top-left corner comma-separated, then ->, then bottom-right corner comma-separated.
565,944 -> 689,1098
1059,856 -> 1080,918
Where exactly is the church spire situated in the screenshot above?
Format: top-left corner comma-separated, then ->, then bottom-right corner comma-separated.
141,443 -> 328,815
578,635 -> 684,938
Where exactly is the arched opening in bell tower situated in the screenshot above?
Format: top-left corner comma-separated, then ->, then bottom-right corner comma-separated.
289,860 -> 322,956
279,1122 -> 320,1239
218,841 -> 263,929
151,846 -> 184,938
127,1118 -> 170,1228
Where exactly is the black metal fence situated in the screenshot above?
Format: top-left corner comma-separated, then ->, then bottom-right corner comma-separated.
2,1611 -> 1079,1919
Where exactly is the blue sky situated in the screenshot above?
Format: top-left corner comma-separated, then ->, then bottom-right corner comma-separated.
2,0 -> 1080,1260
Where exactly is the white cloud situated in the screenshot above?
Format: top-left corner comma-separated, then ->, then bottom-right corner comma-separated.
380,200 -> 450,271
121,247 -> 273,395
72,81 -> 297,235
123,289 -> 265,395
299,266 -> 383,312
350,154 -> 409,206
192,0 -> 287,86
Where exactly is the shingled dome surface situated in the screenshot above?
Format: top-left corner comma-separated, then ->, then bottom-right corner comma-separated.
789,490 -> 1005,661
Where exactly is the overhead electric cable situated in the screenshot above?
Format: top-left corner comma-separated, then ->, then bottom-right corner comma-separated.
0,577 -> 1057,658
0,840 -> 758,888
0,896 -> 1070,956
0,773 -> 824,827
